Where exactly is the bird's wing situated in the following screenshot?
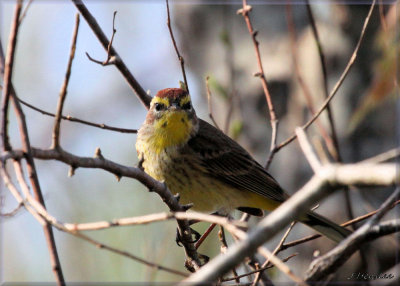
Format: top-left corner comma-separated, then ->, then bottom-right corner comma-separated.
185,119 -> 287,203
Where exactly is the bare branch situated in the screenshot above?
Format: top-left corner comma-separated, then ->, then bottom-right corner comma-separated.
1,0 -> 22,152
0,1 -> 65,284
285,2 -> 336,161
166,0 -> 189,94
10,166 -> 188,278
296,127 -> 322,173
71,0 -> 152,108
280,199 -> 400,251
238,1 -> 278,169
305,0 -> 340,161
360,147 -> 400,164
252,221 -> 296,285
0,201 -> 23,217
181,159 -> 398,284
195,223 -> 217,249
18,0 -> 34,24
13,146 -> 202,270
305,188 -> 400,282
273,0 -> 376,154
205,76 -> 220,130
52,14 -> 80,148
18,96 -> 137,133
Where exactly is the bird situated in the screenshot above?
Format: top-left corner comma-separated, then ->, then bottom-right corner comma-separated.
136,87 -> 351,243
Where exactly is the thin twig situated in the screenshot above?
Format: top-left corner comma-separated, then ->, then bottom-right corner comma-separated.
18,0 -> 34,24
9,166 -> 188,278
305,0 -> 357,250
218,226 -> 240,283
52,14 -> 80,148
270,0 -> 376,158
359,147 -> 400,164
378,0 -> 388,33
166,0 -> 189,94
1,0 -> 22,152
222,253 -> 297,283
295,127 -> 322,173
279,199 -> 400,252
252,221 -> 296,285
305,188 -> 400,281
195,223 -> 217,249
0,201 -> 23,217
28,146 -> 202,271
18,97 -> 137,133
205,76 -> 220,130
305,0 -> 340,161
285,2 -> 335,161
238,1 -> 278,169
85,11 -> 117,66
11,88 -> 66,285
72,0 -> 151,108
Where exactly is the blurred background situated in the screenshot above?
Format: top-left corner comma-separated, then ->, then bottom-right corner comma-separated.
1,0 -> 398,284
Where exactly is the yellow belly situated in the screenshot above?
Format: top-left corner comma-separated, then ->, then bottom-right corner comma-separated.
139,147 -> 281,213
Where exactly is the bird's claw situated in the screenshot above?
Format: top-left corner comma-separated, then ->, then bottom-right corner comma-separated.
175,227 -> 201,246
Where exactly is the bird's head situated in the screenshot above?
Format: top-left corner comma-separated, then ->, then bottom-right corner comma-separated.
145,88 -> 198,149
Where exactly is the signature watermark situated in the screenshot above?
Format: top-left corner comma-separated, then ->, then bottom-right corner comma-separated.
347,272 -> 394,280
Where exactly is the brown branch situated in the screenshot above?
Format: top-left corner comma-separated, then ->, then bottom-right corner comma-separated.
305,188 -> 400,282
9,165 -> 188,278
360,147 -> 400,164
285,2 -> 336,161
166,0 -> 189,94
71,0 -> 152,108
205,76 -> 220,130
305,1 -> 357,247
18,0 -> 34,24
252,221 -> 296,285
237,1 -> 278,169
52,14 -> 80,148
218,226 -> 240,283
0,2 -> 64,284
11,79 -> 66,286
84,11 -> 117,66
195,223 -> 217,249
1,0 -> 22,152
305,0 -> 341,162
5,146 -> 203,271
222,253 -> 298,283
279,199 -> 400,252
0,201 -> 23,217
270,0 -> 376,156
17,97 -> 137,133
378,0 -> 388,33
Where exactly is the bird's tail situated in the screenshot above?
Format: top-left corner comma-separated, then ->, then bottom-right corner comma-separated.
300,211 -> 352,243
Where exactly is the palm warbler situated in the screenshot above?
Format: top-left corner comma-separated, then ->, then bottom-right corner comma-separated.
136,88 -> 351,242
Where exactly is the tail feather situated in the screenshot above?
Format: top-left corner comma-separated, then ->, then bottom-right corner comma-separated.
300,211 -> 352,243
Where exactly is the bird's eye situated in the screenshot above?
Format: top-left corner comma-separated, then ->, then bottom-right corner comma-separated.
154,103 -> 165,111
182,102 -> 192,110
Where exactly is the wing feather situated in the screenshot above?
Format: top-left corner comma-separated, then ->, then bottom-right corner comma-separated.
185,119 -> 286,203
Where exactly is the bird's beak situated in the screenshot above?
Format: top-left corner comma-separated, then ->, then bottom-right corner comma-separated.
170,102 -> 180,111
